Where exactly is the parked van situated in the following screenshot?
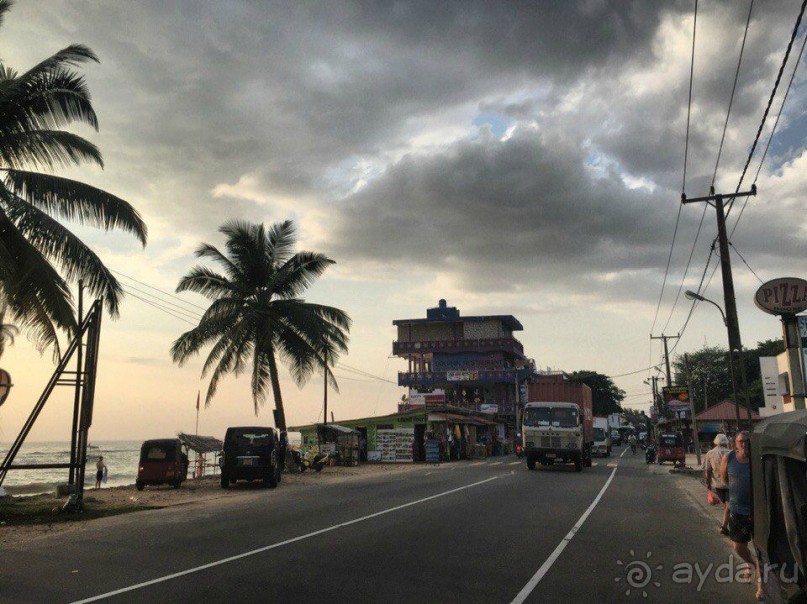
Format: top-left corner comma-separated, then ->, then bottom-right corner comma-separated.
136,438 -> 188,490
593,417 -> 611,457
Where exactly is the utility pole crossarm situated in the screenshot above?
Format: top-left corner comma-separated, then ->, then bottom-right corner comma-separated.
681,185 -> 756,205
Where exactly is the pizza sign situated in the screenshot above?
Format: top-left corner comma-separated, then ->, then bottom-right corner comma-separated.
754,277 -> 807,315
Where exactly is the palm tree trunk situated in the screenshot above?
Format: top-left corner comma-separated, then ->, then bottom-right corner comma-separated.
267,348 -> 287,431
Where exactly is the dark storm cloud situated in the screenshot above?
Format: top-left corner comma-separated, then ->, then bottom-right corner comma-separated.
11,0 -> 806,298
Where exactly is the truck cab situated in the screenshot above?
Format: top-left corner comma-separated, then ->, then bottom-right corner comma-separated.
522,401 -> 591,471
593,417 -> 611,457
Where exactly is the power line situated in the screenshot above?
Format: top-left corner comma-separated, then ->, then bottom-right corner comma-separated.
729,242 -> 764,283
725,0 -> 807,228
112,268 -> 208,311
711,0 -> 754,189
662,1 -> 752,335
124,289 -> 198,326
122,283 -> 204,321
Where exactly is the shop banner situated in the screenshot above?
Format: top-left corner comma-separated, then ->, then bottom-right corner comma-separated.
662,386 -> 691,409
480,404 -> 498,414
447,370 -> 479,382
376,428 -> 414,462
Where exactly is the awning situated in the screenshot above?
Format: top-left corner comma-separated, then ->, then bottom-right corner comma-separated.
177,433 -> 223,454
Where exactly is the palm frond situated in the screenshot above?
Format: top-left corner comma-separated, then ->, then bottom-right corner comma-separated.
265,219 -> 297,268
271,251 -> 335,299
170,314 -> 240,366
194,243 -> 238,280
203,328 -> 253,406
220,220 -> 267,287
0,67 -> 99,139
176,266 -> 236,300
4,170 -> 146,244
0,1 -> 12,28
0,130 -> 102,170
5,193 -> 124,315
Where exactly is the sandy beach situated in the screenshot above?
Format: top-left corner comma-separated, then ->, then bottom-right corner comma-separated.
1,462 -> 423,547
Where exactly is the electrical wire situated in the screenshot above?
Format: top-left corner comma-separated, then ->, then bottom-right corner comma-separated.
112,268 -> 208,311
123,289 -> 198,326
729,242 -> 764,283
122,282 -> 204,321
725,0 -> 807,227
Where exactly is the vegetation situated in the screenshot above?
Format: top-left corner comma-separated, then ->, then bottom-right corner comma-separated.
171,220 -> 350,429
0,1 -> 147,358
672,339 -> 785,412
566,370 -> 625,416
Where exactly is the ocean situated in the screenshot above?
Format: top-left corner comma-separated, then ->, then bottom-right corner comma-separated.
0,441 -> 141,496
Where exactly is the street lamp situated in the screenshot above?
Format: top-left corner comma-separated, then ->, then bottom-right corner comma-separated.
684,290 -> 743,429
685,290 -> 727,326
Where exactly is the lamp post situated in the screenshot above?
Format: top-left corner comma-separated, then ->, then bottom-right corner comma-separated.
685,290 -> 747,429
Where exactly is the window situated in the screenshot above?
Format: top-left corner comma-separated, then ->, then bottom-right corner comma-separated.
523,407 -> 579,428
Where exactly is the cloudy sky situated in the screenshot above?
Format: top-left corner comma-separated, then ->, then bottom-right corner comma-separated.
3,0 -> 807,441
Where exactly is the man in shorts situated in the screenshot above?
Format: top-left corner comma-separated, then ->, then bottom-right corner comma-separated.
721,430 -> 761,599
94,456 -> 107,489
704,433 -> 731,534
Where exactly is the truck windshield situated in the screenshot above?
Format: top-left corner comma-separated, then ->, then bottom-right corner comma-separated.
593,428 -> 606,441
523,407 -> 579,428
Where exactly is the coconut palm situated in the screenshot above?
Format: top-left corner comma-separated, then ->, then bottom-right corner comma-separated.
0,1 -> 147,356
171,220 -> 350,429
0,305 -> 18,358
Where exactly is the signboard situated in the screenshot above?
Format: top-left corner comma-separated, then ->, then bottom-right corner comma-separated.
376,428 -> 414,462
408,392 -> 426,405
480,404 -> 498,414
447,370 -> 479,382
754,277 -> 807,315
662,386 -> 691,409
800,316 -> 807,385
424,439 -> 441,464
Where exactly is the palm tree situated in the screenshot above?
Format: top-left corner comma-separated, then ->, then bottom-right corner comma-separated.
0,1 -> 147,357
0,305 -> 18,358
171,220 -> 350,430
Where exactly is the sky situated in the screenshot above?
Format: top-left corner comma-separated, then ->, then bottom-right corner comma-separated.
2,0 -> 807,442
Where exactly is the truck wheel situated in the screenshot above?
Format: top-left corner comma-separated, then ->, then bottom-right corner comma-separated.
574,454 -> 583,472
220,472 -> 229,489
526,456 -> 536,471
136,480 -> 144,491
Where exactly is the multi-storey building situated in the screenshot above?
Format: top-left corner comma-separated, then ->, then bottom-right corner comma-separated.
393,300 -> 535,425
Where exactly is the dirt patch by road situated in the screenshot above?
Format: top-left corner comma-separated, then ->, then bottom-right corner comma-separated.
0,462 -> 422,546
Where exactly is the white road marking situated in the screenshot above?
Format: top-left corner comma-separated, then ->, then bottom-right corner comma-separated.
620,447 -> 629,458
490,461 -> 503,466
509,461 -> 521,466
71,476 -> 500,604
471,461 -> 485,466
509,467 -> 619,604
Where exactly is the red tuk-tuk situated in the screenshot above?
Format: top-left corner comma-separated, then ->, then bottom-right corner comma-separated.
657,431 -> 686,466
136,438 -> 188,490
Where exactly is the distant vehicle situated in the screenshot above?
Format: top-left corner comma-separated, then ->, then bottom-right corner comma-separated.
638,431 -> 648,443
136,438 -> 188,491
220,427 -> 280,489
522,379 -> 594,472
657,431 -> 686,466
611,430 -> 622,446
593,417 -> 611,457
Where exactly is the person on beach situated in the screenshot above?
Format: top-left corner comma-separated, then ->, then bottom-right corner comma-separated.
94,456 -> 107,489
704,433 -> 731,535
720,430 -> 762,599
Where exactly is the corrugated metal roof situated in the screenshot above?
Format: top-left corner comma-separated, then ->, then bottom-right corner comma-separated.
695,400 -> 761,421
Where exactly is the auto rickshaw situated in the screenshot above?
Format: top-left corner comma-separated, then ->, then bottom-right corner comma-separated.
752,411 -> 807,602
136,438 -> 188,490
657,431 -> 685,466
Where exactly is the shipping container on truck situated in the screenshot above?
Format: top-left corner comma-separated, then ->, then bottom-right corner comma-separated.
522,378 -> 594,471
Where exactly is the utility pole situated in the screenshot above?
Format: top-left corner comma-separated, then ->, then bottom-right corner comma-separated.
682,185 -> 756,429
651,334 -> 679,385
68,281 -> 84,486
685,354 -> 702,466
323,366 -> 328,425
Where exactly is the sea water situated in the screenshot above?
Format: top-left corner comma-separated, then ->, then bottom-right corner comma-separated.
0,441 -> 141,495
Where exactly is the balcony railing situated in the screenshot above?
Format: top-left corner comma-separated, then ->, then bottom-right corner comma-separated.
392,337 -> 524,357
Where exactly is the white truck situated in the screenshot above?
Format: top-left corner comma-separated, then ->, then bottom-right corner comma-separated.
593,416 -> 611,457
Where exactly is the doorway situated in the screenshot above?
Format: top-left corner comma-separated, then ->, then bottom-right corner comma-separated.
414,423 -> 426,462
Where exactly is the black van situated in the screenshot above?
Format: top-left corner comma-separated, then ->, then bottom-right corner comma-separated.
220,427 -> 280,489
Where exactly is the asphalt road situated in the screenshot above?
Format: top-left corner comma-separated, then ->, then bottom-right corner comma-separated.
2,446 -> 753,603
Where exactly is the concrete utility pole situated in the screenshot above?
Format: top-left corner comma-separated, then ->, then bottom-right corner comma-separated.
651,334 -> 679,385
685,354 -> 702,466
682,186 -> 756,429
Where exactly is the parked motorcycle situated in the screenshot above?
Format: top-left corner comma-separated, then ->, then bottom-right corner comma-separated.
645,444 -> 657,464
291,449 -> 332,472
515,443 -> 524,459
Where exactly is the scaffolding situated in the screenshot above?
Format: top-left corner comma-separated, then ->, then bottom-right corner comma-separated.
0,296 -> 103,509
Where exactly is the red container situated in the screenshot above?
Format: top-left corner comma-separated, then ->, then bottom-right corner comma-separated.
526,377 -> 594,444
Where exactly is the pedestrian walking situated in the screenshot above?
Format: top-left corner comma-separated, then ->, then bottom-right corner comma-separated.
720,430 -> 762,599
94,456 -> 107,489
704,433 -> 731,535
